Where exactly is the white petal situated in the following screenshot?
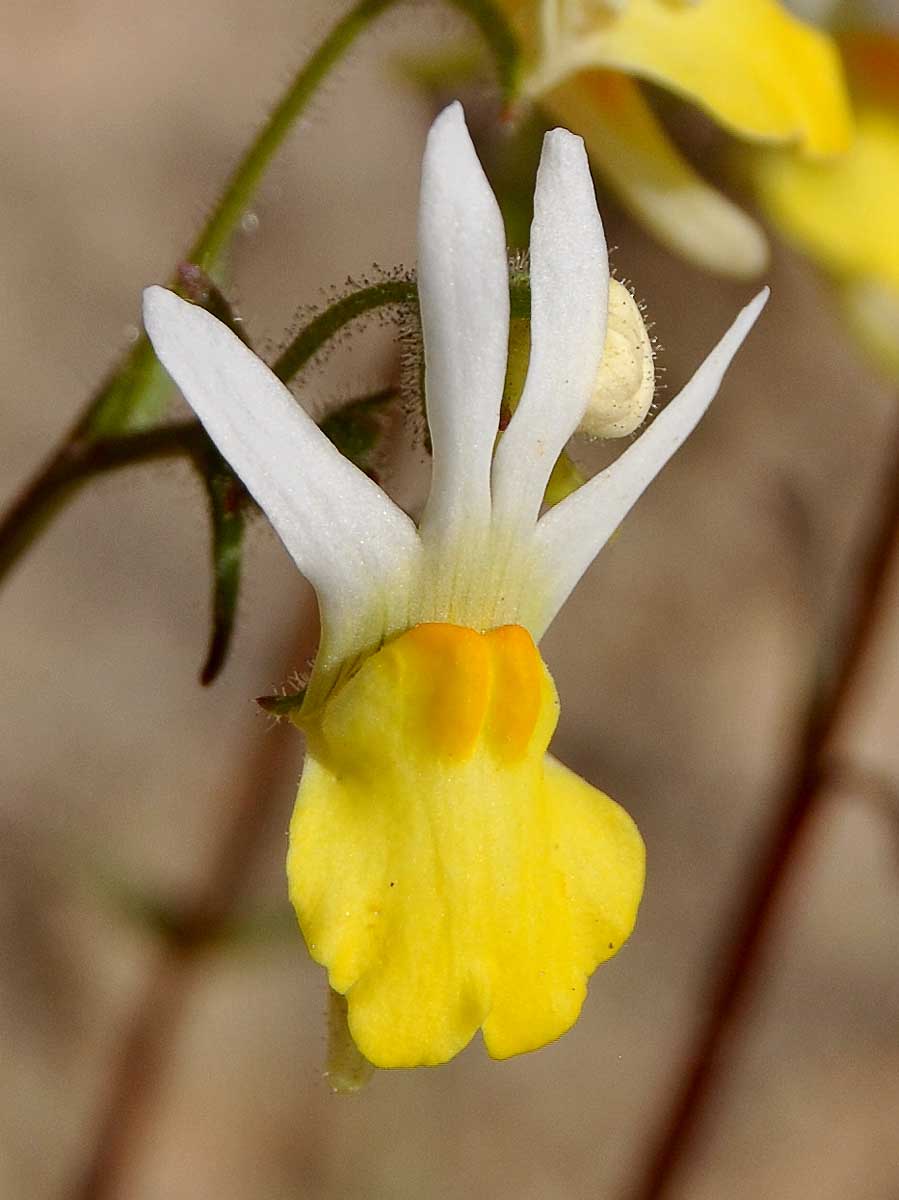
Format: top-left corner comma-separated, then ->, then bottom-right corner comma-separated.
417,102 -> 510,539
491,128 -> 609,530
536,75 -> 770,280
142,287 -> 420,624
531,288 -> 769,636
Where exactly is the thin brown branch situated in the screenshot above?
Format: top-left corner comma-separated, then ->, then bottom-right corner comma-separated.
630,414 -> 899,1200
0,422 -> 204,586
822,759 -> 899,867
69,619 -> 315,1200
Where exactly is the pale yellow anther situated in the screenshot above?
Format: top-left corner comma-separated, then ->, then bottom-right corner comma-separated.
579,277 -> 654,439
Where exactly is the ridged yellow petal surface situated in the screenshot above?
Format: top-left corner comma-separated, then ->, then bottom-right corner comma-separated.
288,623 -> 645,1068
537,0 -> 852,157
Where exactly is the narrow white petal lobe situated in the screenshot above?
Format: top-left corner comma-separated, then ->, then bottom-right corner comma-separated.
417,102 -> 510,539
142,286 -> 419,620
492,128 -> 609,529
531,288 -> 770,636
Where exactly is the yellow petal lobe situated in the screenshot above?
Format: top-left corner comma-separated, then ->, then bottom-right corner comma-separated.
530,0 -> 852,157
749,35 -> 899,293
288,623 -> 645,1068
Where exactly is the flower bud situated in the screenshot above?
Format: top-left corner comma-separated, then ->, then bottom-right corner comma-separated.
579,278 -> 654,439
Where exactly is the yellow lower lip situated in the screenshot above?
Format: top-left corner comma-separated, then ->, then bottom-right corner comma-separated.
287,622 -> 645,1068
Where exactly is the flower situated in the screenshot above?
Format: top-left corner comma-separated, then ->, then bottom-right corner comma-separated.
500,0 -> 852,277
143,103 -> 767,1068
749,33 -> 899,377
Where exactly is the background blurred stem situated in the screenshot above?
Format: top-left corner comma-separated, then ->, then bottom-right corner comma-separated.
70,618 -> 318,1200
630,413 -> 899,1200
188,0 -> 400,277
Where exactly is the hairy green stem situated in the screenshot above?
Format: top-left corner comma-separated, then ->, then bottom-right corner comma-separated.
273,280 -> 417,381
190,0 -> 520,275
274,272 -> 530,381
189,0 -> 401,276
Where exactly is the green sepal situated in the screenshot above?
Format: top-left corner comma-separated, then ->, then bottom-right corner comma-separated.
327,988 -> 376,1094
197,452 -> 248,686
544,450 -> 585,507
256,687 -> 307,718
319,388 -> 395,476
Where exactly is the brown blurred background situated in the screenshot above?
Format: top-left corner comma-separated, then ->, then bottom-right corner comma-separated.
2,2 -> 898,1198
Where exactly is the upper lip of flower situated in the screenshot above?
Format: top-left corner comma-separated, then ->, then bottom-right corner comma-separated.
142,101 -> 767,705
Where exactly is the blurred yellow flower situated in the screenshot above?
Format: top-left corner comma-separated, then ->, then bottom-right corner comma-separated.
144,104 -> 766,1069
502,0 -> 852,277
750,34 -> 899,376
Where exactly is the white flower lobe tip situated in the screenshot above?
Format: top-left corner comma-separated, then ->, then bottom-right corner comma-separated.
417,102 -> 510,539
491,126 -> 609,527
531,287 -> 770,636
142,286 -> 419,610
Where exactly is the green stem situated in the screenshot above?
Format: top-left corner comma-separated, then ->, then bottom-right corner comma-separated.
189,0 -> 520,274
189,0 -> 401,276
449,0 -> 521,103
273,279 -> 418,381
273,272 -> 530,384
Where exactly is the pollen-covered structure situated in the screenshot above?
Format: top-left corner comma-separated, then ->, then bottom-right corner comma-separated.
581,278 -> 655,438
143,103 -> 766,1068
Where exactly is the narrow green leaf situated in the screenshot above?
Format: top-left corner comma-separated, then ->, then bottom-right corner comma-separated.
256,687 -> 308,717
197,453 -> 248,686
